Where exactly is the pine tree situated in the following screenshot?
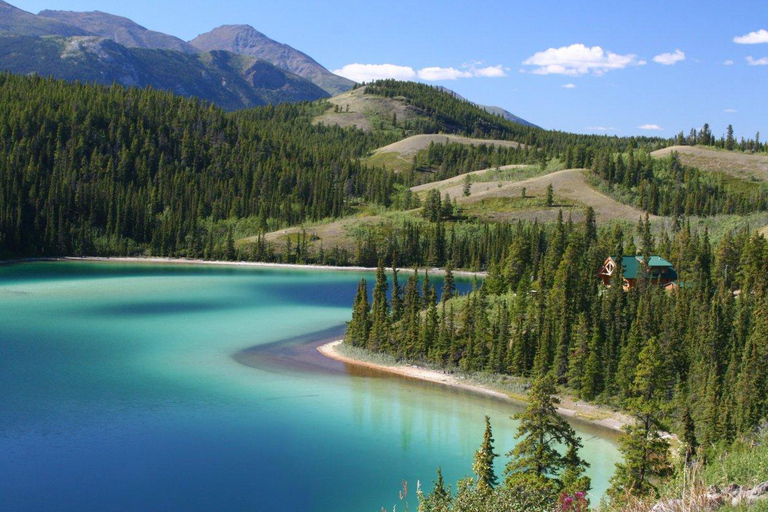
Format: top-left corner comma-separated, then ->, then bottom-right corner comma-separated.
442,261 -> 456,302
391,254 -> 403,322
345,279 -> 370,347
463,174 -> 472,197
367,260 -> 390,352
420,467 -> 452,511
681,406 -> 698,465
473,416 -> 499,490
609,337 -> 671,500
505,374 -> 586,496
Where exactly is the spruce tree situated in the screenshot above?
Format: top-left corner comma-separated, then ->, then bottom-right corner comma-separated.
504,374 -> 586,496
681,406 -> 698,465
442,261 -> 456,302
473,415 -> 499,490
345,279 -> 370,347
367,260 -> 390,352
609,337 -> 671,500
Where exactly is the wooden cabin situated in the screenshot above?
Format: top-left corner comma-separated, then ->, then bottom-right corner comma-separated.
598,255 -> 678,291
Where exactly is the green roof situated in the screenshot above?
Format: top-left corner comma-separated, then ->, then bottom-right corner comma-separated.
619,256 -> 640,279
642,256 -> 674,267
611,255 -> 676,280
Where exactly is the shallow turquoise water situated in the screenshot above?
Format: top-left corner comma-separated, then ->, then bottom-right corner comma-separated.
0,261 -> 620,511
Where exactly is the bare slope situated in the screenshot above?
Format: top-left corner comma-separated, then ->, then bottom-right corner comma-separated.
313,86 -> 423,132
375,134 -> 521,158
416,168 -> 652,223
368,135 -> 521,172
652,146 -> 768,181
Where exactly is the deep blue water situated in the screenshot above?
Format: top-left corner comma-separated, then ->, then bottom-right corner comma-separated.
0,261 -> 619,511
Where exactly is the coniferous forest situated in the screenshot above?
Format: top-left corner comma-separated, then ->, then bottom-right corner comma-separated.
3,71 -> 768,510
345,212 -> 768,508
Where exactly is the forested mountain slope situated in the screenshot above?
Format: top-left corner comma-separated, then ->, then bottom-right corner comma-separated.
0,74 -> 390,258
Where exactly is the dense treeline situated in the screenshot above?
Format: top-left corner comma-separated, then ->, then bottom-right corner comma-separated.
1,73 -> 760,264
346,211 -> 768,456
0,74 -> 401,257
411,141 -> 528,179
590,150 -> 768,216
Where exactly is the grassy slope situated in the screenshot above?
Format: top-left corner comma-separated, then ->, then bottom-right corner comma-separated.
368,134 -> 522,172
312,85 -> 424,132
416,166 -> 653,224
652,146 -> 768,182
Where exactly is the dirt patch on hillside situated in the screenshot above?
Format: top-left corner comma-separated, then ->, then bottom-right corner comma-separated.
312,86 -> 421,132
652,146 -> 768,181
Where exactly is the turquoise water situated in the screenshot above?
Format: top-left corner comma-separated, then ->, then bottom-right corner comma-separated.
0,261 -> 620,511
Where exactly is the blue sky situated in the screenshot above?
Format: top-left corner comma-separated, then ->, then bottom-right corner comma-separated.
11,0 -> 768,138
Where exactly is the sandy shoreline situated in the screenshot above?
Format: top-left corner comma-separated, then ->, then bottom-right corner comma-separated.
318,340 -> 630,433
0,256 -> 485,277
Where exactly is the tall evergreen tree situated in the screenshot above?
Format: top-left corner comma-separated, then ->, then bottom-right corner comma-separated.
473,416 -> 499,491
505,374 -> 587,496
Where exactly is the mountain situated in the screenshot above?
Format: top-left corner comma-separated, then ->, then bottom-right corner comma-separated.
38,10 -> 197,53
0,0 -> 89,36
480,105 -> 538,128
190,25 -> 354,96
436,85 -> 538,128
0,35 -> 329,110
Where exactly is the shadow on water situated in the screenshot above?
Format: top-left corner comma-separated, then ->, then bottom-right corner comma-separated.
233,325 -> 350,375
90,300 -> 241,317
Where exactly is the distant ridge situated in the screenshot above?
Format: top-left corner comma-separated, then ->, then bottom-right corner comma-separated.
38,9 -> 197,53
436,86 -> 538,128
190,25 -> 354,95
0,35 -> 329,110
0,0 -> 89,37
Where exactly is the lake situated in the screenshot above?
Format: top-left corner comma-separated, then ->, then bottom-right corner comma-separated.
0,261 -> 620,511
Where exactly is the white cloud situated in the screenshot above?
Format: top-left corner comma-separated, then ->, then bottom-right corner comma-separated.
747,56 -> 768,66
724,108 -> 738,113
417,67 -> 471,80
471,65 -> 507,77
562,83 -> 576,89
522,44 -> 643,76
638,124 -> 664,131
653,49 -> 686,66
734,29 -> 768,44
723,59 -> 735,65
587,126 -> 616,131
333,62 -> 507,82
333,63 -> 416,82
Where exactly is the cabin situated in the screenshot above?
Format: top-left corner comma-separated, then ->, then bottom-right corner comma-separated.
598,255 -> 678,291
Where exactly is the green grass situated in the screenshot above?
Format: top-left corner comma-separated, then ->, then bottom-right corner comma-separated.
366,151 -> 412,172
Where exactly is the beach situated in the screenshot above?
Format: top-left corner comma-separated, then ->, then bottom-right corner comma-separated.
318,340 -> 631,433
0,256 -> 485,278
